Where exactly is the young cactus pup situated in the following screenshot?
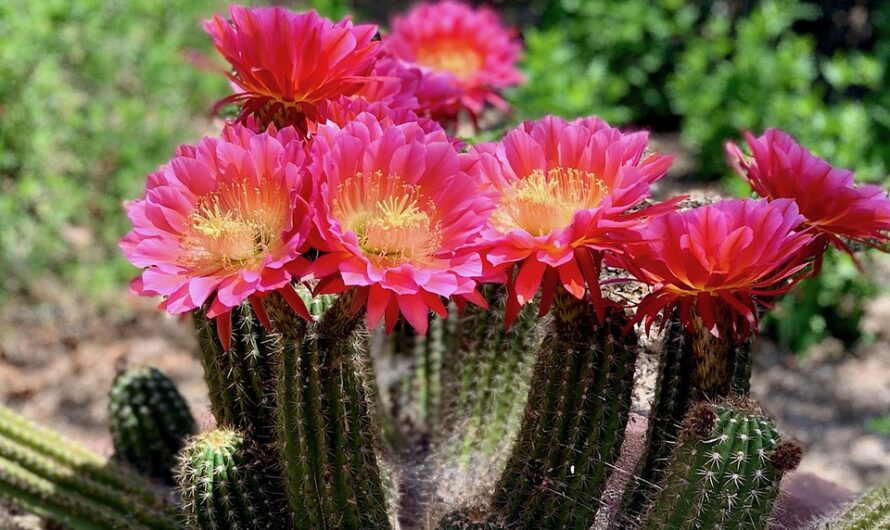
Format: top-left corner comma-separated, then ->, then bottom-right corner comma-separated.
109,366 -> 197,483
492,291 -> 638,530
639,400 -> 802,530
177,429 -> 287,530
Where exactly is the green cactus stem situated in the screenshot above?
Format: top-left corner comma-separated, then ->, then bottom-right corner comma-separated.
193,302 -> 281,446
446,287 -> 544,463
176,429 -> 287,530
267,291 -> 394,530
816,478 -> 889,529
436,510 -> 507,530
618,309 -> 754,525
109,366 -> 196,483
640,399 -> 802,530
0,405 -> 181,530
491,290 -> 638,530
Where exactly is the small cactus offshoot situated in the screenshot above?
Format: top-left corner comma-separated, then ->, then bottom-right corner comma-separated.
109,366 -> 197,483
177,429 -> 287,530
638,400 -> 802,530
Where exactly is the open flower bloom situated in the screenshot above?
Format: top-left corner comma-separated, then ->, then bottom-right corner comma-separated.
727,129 -> 890,259
306,112 -> 492,333
472,115 -> 675,323
205,6 -> 381,133
385,1 -> 523,125
120,123 -> 314,350
623,198 -> 815,339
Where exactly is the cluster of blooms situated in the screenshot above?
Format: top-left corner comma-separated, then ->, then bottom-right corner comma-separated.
121,3 -> 890,349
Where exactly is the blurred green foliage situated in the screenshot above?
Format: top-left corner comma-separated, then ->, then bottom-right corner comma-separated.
764,252 -> 878,354
0,0 -> 348,304
0,0 -> 230,302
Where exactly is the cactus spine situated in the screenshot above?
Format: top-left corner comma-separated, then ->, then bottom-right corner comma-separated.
436,511 -> 507,530
0,405 -> 181,530
194,302 -> 281,445
267,291 -> 394,530
816,478 -> 890,529
177,429 -> 286,530
109,366 -> 197,483
491,291 -> 638,530
447,287 -> 543,462
640,400 -> 802,530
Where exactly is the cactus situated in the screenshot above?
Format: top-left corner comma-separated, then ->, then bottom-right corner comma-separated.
176,429 -> 286,530
445,287 -> 544,463
618,310 -> 755,524
0,405 -> 181,530
109,366 -> 197,483
266,291 -> 394,530
490,291 -> 638,530
436,510 -> 507,530
639,400 -> 802,530
815,478 -> 890,529
193,302 -> 281,445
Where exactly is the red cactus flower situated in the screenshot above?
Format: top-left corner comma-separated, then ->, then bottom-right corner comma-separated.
385,1 -> 523,125
204,6 -> 381,133
472,115 -> 675,323
120,123 -> 314,350
726,129 -> 890,259
623,198 -> 815,339
306,112 -> 493,333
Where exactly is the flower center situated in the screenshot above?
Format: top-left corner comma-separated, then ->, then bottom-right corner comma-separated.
492,167 -> 609,236
334,171 -> 443,266
180,181 -> 288,273
416,40 -> 483,79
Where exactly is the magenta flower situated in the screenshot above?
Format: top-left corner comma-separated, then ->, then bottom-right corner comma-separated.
623,199 -> 815,339
472,115 -> 675,323
120,123 -> 314,349
385,1 -> 523,125
305,112 -> 493,333
727,129 -> 890,260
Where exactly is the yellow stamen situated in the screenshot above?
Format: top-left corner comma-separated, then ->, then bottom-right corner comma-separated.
416,40 -> 483,79
492,167 -> 609,236
335,172 -> 442,266
180,181 -> 287,273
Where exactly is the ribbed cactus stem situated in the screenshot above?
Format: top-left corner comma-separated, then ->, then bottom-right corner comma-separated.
492,291 -> 638,530
436,511 -> 507,530
0,405 -> 181,530
109,366 -> 196,483
688,315 -> 754,400
448,287 -> 543,462
640,399 -> 802,530
193,302 -> 280,445
268,291 -> 393,530
618,310 -> 754,525
816,478 -> 890,529
177,429 -> 286,530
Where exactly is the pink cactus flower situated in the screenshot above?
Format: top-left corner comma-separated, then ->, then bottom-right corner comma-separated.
204,6 -> 381,134
472,115 -> 675,323
306,112 -> 493,333
120,123 -> 314,350
727,129 -> 890,261
385,1 -> 523,126
623,198 -> 815,339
